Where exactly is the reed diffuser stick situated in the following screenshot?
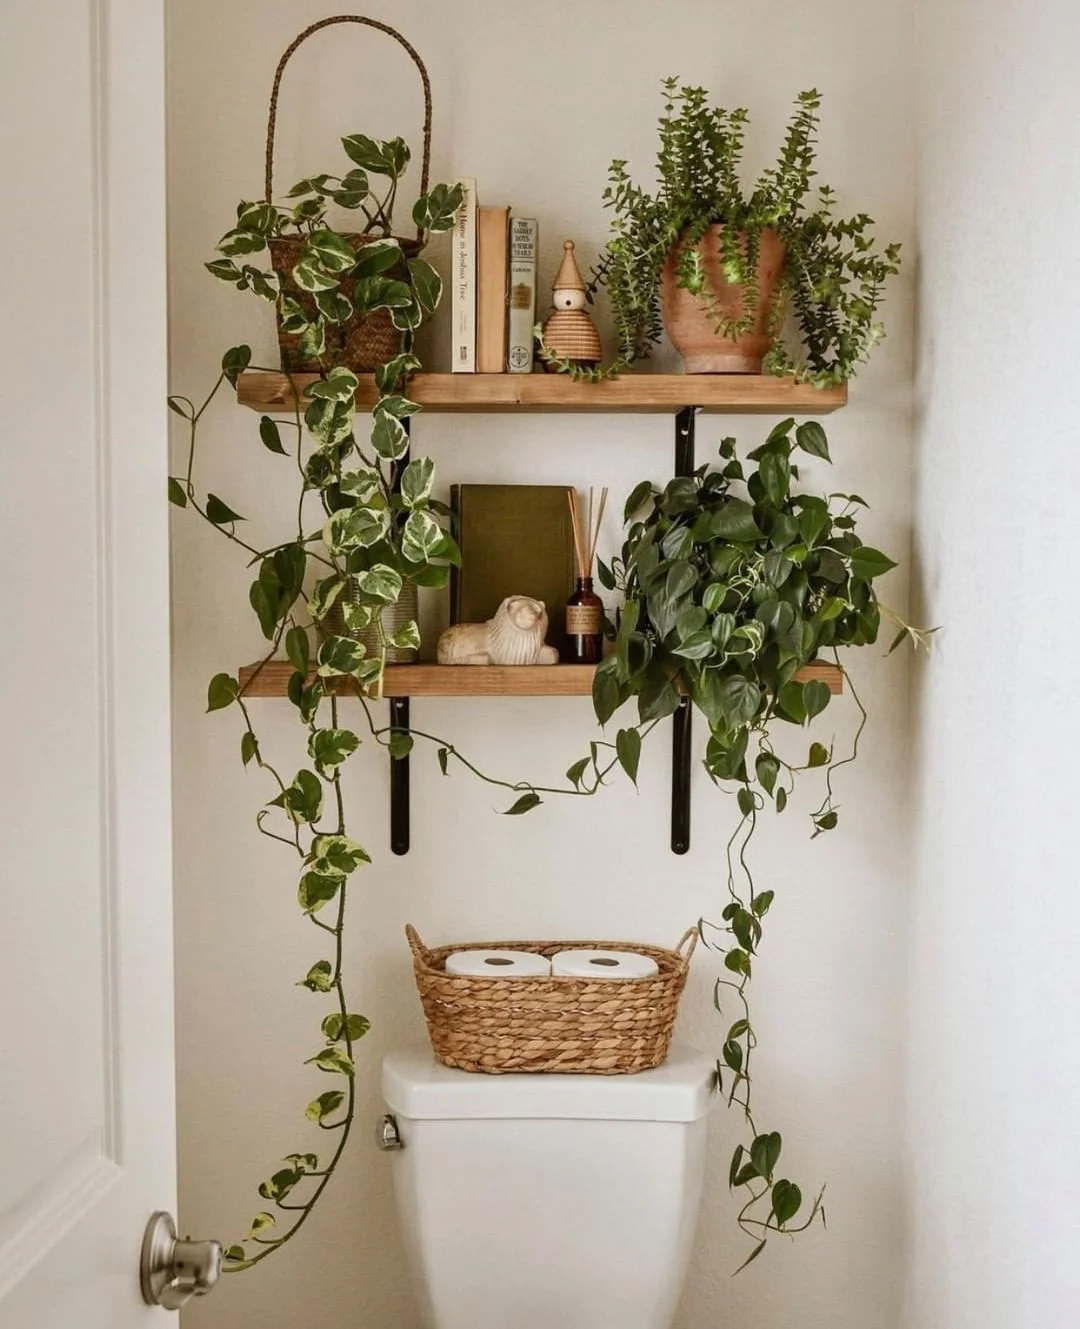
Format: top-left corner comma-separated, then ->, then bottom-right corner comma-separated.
567,486 -> 608,578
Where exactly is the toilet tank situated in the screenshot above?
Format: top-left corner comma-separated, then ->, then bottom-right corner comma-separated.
382,1047 -> 717,1329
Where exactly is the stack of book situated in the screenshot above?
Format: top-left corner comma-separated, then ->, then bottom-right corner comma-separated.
451,179 -> 538,374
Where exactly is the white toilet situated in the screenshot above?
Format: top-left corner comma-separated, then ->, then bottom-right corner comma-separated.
380,1045 -> 716,1329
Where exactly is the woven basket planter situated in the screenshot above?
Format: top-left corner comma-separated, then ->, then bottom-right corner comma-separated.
407,924 -> 698,1075
262,15 -> 434,374
268,234 -> 420,374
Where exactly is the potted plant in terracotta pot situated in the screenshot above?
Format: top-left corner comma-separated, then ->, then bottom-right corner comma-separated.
541,80 -> 901,386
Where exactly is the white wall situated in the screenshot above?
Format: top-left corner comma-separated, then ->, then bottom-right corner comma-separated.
166,3 -> 915,1326
906,2 -> 1080,1326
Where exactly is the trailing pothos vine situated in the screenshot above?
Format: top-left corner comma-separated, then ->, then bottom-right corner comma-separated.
556,417 -> 927,1267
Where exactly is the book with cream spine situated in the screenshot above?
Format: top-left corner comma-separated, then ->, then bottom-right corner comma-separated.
507,217 -> 538,373
477,205 -> 511,373
451,177 -> 477,372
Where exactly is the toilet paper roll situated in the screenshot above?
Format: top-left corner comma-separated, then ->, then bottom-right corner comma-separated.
550,949 -> 660,980
444,949 -> 552,978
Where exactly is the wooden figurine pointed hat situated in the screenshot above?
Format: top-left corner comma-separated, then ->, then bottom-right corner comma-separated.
553,239 -> 587,292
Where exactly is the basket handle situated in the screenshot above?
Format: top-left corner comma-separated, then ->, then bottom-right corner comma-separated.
674,927 -> 700,965
264,14 -> 433,244
405,923 -> 429,964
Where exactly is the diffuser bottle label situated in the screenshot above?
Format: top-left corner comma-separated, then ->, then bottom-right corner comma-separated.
566,603 -> 602,634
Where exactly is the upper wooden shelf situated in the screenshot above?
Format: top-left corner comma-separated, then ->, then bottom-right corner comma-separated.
236,371 -> 847,416
238,660 -> 843,699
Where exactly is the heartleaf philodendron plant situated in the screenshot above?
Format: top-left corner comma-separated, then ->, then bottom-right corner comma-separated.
557,416 -> 928,1268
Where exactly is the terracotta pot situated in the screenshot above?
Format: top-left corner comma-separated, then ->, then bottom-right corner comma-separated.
661,226 -> 785,373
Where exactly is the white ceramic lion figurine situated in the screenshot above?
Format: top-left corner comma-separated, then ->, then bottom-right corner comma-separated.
437,595 -> 559,666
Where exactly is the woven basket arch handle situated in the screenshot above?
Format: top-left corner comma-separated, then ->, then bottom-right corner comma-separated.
264,14 -> 433,243
674,927 -> 699,965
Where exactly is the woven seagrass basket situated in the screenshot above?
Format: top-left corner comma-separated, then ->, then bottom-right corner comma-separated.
407,924 -> 698,1075
262,16 -> 434,373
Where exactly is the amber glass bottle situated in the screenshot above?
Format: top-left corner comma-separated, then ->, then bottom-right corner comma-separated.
565,576 -> 604,663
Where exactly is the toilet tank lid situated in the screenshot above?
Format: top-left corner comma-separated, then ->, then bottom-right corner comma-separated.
382,1046 -> 717,1122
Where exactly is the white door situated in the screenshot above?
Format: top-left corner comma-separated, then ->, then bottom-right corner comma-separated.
0,1 -> 187,1324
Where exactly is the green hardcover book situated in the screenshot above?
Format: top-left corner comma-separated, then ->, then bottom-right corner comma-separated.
450,484 -> 576,647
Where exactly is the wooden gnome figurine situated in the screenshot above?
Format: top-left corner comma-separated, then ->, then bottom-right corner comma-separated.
541,240 -> 602,369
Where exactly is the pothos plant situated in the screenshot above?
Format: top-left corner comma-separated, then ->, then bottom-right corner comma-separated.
561,416 -> 927,1267
541,79 -> 901,387
168,135 -> 522,1272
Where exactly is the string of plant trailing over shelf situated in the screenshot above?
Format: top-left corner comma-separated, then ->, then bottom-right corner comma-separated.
170,124 -> 927,1276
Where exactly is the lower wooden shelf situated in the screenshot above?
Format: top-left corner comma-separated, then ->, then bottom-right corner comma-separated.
237,660 -> 843,699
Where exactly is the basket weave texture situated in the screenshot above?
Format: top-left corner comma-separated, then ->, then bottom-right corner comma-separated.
407,925 -> 698,1075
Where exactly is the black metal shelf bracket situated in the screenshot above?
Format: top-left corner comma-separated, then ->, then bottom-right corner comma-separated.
671,406 -> 700,855
390,417 -> 412,855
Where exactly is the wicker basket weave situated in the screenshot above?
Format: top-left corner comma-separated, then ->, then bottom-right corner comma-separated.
262,16 -> 434,373
407,924 -> 698,1075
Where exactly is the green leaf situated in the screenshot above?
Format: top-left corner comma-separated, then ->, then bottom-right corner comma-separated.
353,239 -> 404,279
371,411 -> 409,461
437,747 -> 450,776
592,660 -> 623,725
412,181 -> 466,233
719,676 -> 762,728
623,480 -> 655,521
737,787 -> 755,817
285,627 -> 310,678
408,258 -> 443,313
279,768 -> 323,825
241,731 -> 259,766
729,1145 -> 746,1189
218,227 -> 267,257
767,417 -> 795,443
813,810 -> 839,835
321,1012 -> 371,1044
317,635 -> 366,677
167,477 -> 188,508
778,681 -> 807,724
353,564 -> 403,605
299,960 -> 334,993
305,1089 -> 345,1122
775,786 -> 788,813
566,757 -> 590,788
292,257 -> 337,292
304,229 -> 357,274
221,345 -> 252,385
388,731 -> 414,760
282,1153 -> 320,1172
771,1178 -> 803,1226
258,1168 -> 301,1202
710,498 -> 763,542
795,420 -> 831,460
803,679 -> 831,719
849,546 -> 897,579
339,467 -> 383,501
314,289 -> 354,323
206,673 -> 239,712
308,727 -> 360,775
722,1039 -> 743,1071
375,351 -> 422,393
307,367 -> 360,402
808,741 -> 830,767
206,493 -> 244,525
758,450 -> 791,506
755,752 -> 779,795
323,505 -> 388,553
297,871 -> 341,914
752,890 -> 775,915
389,619 -> 421,651
750,1131 -> 782,1183
733,1239 -> 768,1274
308,574 -> 347,622
616,728 -> 641,785
309,834 -> 370,876
503,791 -> 541,815
401,509 -> 443,563
400,456 -> 435,507
258,415 -> 287,455
247,1213 -> 275,1238
205,258 -> 243,284
354,276 -> 413,313
306,1045 -> 356,1076
341,133 -> 409,177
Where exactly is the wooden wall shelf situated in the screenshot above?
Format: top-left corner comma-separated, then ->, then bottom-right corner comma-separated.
236,370 -> 846,416
237,660 -> 843,699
